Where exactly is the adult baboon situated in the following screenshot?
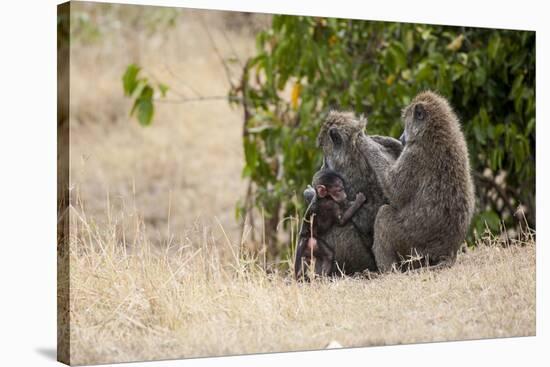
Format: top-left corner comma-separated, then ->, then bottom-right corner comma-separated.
362,91 -> 475,272
303,111 -> 402,275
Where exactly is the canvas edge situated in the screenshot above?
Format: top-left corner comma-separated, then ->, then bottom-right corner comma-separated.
57,1 -> 71,365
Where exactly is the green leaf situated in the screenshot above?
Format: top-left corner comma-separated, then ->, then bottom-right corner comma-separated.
137,100 -> 153,126
122,64 -> 141,96
248,125 -> 273,134
141,84 -> 153,100
128,84 -> 155,126
473,67 -> 487,87
479,210 -> 501,232
510,74 -> 524,99
404,30 -> 414,52
389,43 -> 407,72
488,35 -> 501,60
130,80 -> 147,101
415,61 -> 434,82
158,83 -> 169,97
241,165 -> 252,178
451,64 -> 467,81
473,123 -> 486,145
479,107 -> 490,126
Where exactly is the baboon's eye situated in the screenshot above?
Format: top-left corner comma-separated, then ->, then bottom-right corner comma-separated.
329,128 -> 342,147
414,104 -> 426,121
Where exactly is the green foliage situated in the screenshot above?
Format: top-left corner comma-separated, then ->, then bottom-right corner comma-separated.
120,17 -> 535,247
122,64 -> 168,126
233,17 -> 535,242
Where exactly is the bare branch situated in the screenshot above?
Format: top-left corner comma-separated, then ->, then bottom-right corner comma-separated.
473,171 -> 517,216
240,59 -> 252,138
162,64 -> 203,98
220,28 -> 244,68
155,95 -> 238,104
200,15 -> 235,88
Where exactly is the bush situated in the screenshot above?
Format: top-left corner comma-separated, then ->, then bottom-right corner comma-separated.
231,17 -> 535,249
123,16 -> 535,255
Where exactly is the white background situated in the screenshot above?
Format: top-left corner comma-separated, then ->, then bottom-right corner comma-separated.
0,0 -> 547,366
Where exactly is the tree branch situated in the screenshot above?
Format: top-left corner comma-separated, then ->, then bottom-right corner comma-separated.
473,171 -> 517,216
200,15 -> 235,89
161,64 -> 203,98
155,95 -> 239,104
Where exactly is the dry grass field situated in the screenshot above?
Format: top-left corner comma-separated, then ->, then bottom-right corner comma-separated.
67,206 -> 535,365
64,4 -> 536,365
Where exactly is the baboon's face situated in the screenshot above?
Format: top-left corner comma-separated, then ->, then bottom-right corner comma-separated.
401,102 -> 428,145
317,113 -> 365,174
316,178 -> 347,203
319,127 -> 353,172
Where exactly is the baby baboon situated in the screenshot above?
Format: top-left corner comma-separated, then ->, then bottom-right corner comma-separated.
295,169 -> 366,279
362,91 -> 475,272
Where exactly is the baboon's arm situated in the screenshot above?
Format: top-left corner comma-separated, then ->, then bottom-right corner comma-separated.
360,136 -> 395,187
338,193 -> 366,225
303,185 -> 315,205
360,136 -> 417,205
384,154 -> 419,206
299,199 -> 317,238
370,135 -> 403,159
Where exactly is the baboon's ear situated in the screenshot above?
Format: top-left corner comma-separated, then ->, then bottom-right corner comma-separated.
414,103 -> 426,121
316,185 -> 328,198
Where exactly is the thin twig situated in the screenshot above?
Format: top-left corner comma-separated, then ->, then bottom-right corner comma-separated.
162,64 -> 203,98
240,59 -> 252,137
220,28 -> 244,67
154,96 -> 237,104
200,15 -> 235,88
473,171 -> 517,216
148,69 -> 203,101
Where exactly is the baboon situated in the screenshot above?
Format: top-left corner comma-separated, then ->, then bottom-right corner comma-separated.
361,91 -> 475,272
295,169 -> 366,279
302,111 -> 402,276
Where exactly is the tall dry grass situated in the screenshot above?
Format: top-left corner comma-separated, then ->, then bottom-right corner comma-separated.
67,198 -> 535,365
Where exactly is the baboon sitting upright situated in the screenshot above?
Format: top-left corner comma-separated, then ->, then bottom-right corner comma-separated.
306,111 -> 403,275
362,91 -> 475,272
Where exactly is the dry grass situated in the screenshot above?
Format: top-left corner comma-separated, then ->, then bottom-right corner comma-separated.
69,3 -> 264,245
68,203 -> 535,365
64,4 -> 536,365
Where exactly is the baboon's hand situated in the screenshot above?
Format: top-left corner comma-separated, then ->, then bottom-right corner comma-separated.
355,192 -> 366,203
303,185 -> 316,204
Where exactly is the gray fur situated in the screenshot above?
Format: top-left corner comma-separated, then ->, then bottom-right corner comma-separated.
304,111 -> 403,275
361,91 -> 475,272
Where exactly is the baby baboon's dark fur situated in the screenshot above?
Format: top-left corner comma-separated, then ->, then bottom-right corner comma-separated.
362,91 -> 475,272
295,169 -> 366,279
307,111 -> 403,275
